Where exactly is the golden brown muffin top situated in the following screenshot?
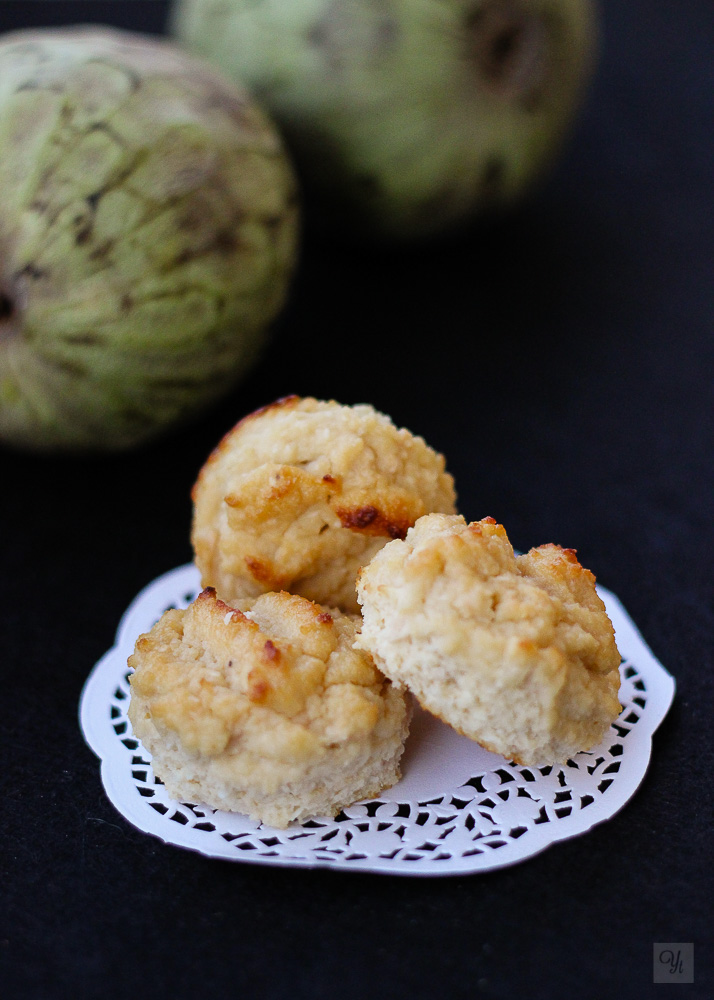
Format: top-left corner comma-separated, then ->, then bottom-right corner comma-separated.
191,396 -> 456,611
129,587 -> 392,761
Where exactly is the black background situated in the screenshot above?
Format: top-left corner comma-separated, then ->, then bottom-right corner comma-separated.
1,2 -> 712,998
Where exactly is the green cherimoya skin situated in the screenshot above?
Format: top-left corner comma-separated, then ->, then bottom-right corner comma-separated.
173,0 -> 596,241
0,27 -> 299,450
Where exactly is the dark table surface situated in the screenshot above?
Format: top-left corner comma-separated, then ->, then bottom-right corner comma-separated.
2,2 -> 712,998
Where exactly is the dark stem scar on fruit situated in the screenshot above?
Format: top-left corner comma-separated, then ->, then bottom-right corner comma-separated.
0,293 -> 13,322
467,0 -> 547,97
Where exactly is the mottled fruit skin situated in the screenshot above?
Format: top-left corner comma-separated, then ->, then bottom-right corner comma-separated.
0,28 -> 299,450
173,0 -> 596,241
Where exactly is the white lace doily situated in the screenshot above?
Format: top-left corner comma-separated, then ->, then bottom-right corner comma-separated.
80,564 -> 675,876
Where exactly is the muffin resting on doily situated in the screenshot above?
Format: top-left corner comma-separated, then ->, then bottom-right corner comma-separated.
128,587 -> 411,827
356,513 -> 622,765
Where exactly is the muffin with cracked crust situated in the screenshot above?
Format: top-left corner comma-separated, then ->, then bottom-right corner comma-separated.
128,587 -> 410,827
356,514 -> 622,765
191,396 -> 456,613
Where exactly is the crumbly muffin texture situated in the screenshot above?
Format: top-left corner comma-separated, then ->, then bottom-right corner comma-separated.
191,396 -> 456,613
356,514 -> 622,765
128,587 -> 410,827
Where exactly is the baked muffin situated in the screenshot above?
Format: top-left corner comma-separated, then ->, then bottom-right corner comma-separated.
127,587 -> 410,827
356,514 -> 622,765
191,396 -> 456,613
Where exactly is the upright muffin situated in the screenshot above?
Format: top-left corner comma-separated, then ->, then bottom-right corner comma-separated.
191,396 -> 456,613
128,587 -> 410,827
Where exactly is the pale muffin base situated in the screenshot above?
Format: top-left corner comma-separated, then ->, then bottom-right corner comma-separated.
130,693 -> 410,827
127,588 -> 412,828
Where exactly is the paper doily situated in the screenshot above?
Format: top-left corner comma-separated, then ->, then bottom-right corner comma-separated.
80,564 -> 675,876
